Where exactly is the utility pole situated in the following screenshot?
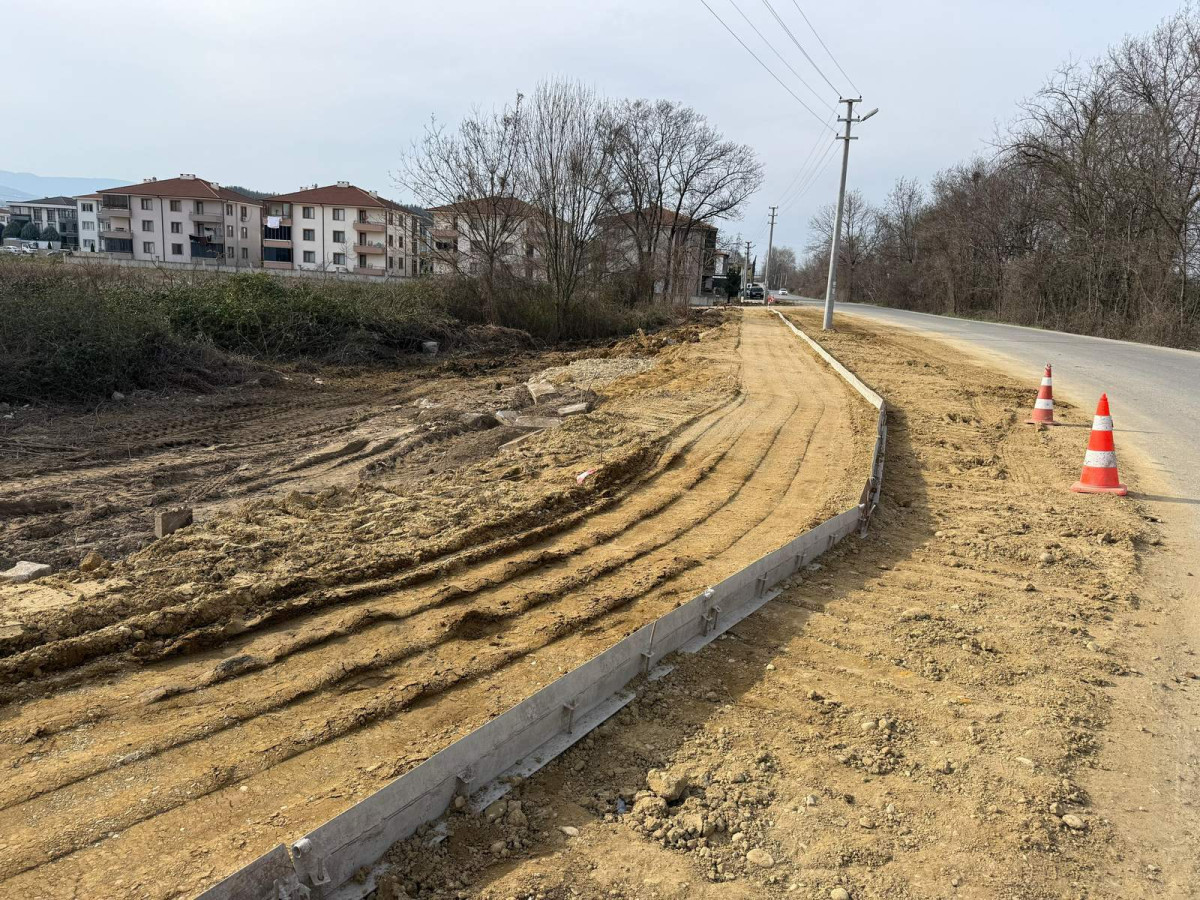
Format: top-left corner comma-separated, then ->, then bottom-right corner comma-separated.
764,205 -> 777,298
822,98 -> 878,330
744,239 -> 753,297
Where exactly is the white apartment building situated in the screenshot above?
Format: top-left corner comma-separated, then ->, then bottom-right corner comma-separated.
76,194 -> 101,252
428,198 -> 543,279
94,175 -> 262,266
6,196 -> 79,247
263,183 -> 417,277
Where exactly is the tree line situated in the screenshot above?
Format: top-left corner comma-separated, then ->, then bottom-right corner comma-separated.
398,80 -> 763,334
792,8 -> 1200,348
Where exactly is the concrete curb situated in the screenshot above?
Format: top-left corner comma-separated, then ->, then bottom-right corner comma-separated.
196,316 -> 888,900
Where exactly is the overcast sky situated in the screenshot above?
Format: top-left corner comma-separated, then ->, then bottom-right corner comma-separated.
3,0 -> 1184,252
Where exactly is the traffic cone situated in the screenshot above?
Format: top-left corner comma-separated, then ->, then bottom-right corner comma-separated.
1027,364 -> 1058,425
1071,394 -> 1127,495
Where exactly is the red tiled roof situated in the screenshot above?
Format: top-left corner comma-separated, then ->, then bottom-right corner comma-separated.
599,206 -> 718,231
270,184 -> 407,212
100,176 -> 256,203
428,196 -> 539,217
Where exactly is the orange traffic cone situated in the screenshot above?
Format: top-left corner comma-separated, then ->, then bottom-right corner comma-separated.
1071,394 -> 1127,495
1027,364 -> 1058,425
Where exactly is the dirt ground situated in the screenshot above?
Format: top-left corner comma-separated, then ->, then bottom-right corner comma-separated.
0,309 -> 872,899
371,310 -> 1199,900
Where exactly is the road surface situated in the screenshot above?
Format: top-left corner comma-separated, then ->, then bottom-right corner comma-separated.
791,298 -> 1200,541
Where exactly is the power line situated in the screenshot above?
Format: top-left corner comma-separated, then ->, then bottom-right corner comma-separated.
724,0 -> 834,114
779,139 -> 838,214
758,0 -> 840,95
698,0 -> 836,132
790,0 -> 860,95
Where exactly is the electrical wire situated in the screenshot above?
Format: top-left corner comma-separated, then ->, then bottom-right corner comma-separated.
790,0 -> 860,96
698,0 -> 836,132
758,0 -> 840,95
724,0 -> 834,114
779,139 -> 838,214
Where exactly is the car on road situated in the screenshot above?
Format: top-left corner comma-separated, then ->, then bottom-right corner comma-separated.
777,288 -> 788,296
745,285 -> 764,302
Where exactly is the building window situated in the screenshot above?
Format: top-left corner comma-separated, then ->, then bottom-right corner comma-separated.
397,235 -> 404,249
333,252 -> 346,266
303,250 -> 316,263
171,243 -> 183,255
33,209 -> 42,221
226,225 -> 234,237
332,230 -> 345,243
227,247 -> 234,258
303,228 -> 315,241
239,227 -> 246,238
226,204 -> 233,215
170,200 -> 181,212
194,201 -> 204,214
141,220 -> 154,232
170,221 -> 182,234
241,247 -> 249,259
387,234 -> 394,247
141,198 -> 153,210
81,202 -> 94,213
142,241 -> 155,254
263,246 -> 293,263
302,206 -> 314,219
358,254 -> 368,269
240,205 -> 248,220
82,221 -> 94,231
332,208 -> 345,221
388,255 -> 394,269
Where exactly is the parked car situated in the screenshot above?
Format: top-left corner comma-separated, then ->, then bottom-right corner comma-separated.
745,285 -> 764,302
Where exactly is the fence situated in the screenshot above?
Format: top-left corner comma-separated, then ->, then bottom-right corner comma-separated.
197,311 -> 887,900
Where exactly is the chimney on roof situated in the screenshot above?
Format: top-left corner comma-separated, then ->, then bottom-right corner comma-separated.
180,174 -> 196,179
146,177 -> 157,182
368,190 -> 378,197
336,181 -> 351,188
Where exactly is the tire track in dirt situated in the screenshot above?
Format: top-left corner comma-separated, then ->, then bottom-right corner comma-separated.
0,312 -> 870,898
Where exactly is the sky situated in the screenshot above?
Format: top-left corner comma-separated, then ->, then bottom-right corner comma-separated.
2,0 -> 1185,254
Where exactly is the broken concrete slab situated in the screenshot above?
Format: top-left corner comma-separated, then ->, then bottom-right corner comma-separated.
525,381 -> 559,403
514,416 -> 564,430
155,507 -> 194,539
494,410 -> 523,427
1,561 -> 52,584
557,402 -> 591,416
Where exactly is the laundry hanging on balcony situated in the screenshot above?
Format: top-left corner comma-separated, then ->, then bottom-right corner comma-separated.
266,216 -> 281,229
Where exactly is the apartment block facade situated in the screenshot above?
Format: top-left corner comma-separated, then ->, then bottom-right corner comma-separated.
7,196 -> 80,247
92,175 -> 262,266
262,183 -> 417,277
428,198 -> 544,279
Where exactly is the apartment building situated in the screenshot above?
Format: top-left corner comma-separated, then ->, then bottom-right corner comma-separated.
7,196 -> 79,247
596,207 -> 719,297
76,194 -> 101,252
428,197 -> 543,279
0,207 -> 11,228
262,183 -> 416,276
94,175 -> 261,266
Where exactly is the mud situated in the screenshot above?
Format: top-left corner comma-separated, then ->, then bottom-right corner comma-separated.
0,309 -> 871,899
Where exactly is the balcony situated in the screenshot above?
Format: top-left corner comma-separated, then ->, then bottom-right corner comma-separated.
100,228 -> 133,240
263,216 -> 291,227
431,228 -> 458,240
101,205 -> 131,218
189,238 -> 225,259
355,266 -> 385,276
263,260 -> 293,270
263,238 -> 292,249
189,211 -> 223,224
355,241 -> 385,255
353,220 -> 385,233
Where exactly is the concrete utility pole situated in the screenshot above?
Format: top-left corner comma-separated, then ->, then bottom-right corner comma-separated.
822,99 -> 878,330
764,206 -> 777,296
744,240 -> 753,295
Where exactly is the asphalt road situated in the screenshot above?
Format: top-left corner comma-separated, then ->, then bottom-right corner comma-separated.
789,298 -> 1200,541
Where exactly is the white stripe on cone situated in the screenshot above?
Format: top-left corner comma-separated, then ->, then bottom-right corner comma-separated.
1035,398 -> 1054,410
1083,449 -> 1118,468
1041,377 -> 1053,386
1092,415 -> 1114,431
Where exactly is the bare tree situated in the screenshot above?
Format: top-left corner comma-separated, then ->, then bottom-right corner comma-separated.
397,98 -> 527,322
521,80 -> 618,336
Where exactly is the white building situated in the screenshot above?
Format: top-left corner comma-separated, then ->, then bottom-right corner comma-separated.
6,196 -> 79,247
76,194 -> 101,252
262,183 -> 417,277
428,197 -> 543,279
95,175 -> 262,266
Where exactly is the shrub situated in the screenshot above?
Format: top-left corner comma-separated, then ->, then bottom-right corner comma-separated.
19,221 -> 39,241
40,225 -> 61,243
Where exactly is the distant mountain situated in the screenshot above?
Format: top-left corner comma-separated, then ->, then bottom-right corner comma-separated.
0,171 -> 129,204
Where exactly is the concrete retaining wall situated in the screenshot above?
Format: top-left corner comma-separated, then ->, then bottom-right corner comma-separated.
196,314 -> 887,900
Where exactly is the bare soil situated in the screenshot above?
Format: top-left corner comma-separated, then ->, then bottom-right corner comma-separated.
371,310 -> 1199,900
0,309 -> 871,899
